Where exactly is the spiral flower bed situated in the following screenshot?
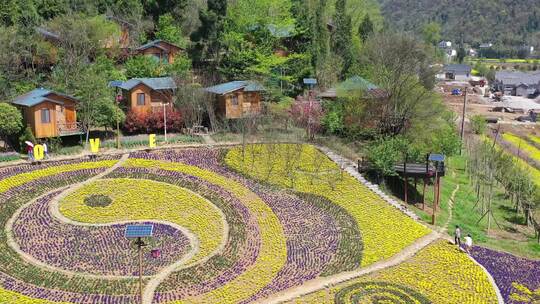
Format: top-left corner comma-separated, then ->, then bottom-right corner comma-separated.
0,145 -> 508,303
293,241 -> 499,303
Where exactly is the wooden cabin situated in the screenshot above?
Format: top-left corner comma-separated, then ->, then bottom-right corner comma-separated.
134,40 -> 183,64
205,81 -> 264,119
111,77 -> 176,115
11,88 -> 82,138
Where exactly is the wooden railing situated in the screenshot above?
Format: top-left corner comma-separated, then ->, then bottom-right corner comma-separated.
57,122 -> 83,136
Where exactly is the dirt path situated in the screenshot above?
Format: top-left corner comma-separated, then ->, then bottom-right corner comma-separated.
201,134 -> 216,145
442,184 -> 460,233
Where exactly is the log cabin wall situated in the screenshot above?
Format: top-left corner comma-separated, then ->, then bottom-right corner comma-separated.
218,89 -> 262,119
128,84 -> 152,115
30,101 -> 58,138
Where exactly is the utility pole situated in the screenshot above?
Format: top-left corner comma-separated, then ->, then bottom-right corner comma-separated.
460,88 -> 468,149
163,103 -> 169,142
135,237 -> 146,304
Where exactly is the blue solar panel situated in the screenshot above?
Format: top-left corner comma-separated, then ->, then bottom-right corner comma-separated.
429,154 -> 445,162
125,224 -> 154,238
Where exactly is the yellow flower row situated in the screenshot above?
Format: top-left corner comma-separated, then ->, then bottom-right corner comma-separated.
502,133 -> 540,162
290,241 -> 498,304
0,161 -> 117,193
123,159 -> 288,304
58,178 -> 225,263
0,289 -> 71,304
224,144 -> 431,266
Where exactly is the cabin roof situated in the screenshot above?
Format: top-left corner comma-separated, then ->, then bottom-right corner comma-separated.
495,71 -> 540,86
135,39 -> 183,51
320,76 -> 387,99
204,81 -> 264,95
111,77 -> 177,91
11,88 -> 78,107
35,27 -> 60,41
443,64 -> 472,74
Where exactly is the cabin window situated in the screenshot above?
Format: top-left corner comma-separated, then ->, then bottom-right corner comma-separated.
41,108 -> 51,124
137,93 -> 146,106
231,94 -> 239,106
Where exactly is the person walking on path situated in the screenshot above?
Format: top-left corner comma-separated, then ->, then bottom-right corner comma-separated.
454,225 -> 462,247
464,234 -> 473,254
27,144 -> 34,162
43,142 -> 49,159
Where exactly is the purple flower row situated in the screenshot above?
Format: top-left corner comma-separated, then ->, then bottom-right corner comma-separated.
0,154 -> 120,181
12,190 -> 191,276
128,149 -> 359,302
471,246 -> 540,303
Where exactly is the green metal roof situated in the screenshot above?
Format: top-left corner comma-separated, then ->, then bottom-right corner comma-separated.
205,81 -> 264,95
111,77 -> 177,91
11,88 -> 77,107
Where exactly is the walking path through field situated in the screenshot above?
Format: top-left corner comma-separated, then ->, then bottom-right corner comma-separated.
442,184 -> 460,233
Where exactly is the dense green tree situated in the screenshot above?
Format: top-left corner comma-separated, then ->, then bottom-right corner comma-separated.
358,14 -> 374,42
332,0 -> 353,77
0,103 -> 23,149
421,22 -> 441,46
37,0 -> 68,20
0,0 -> 19,26
190,0 -> 227,67
18,126 -> 36,151
124,55 -> 164,78
155,13 -> 187,47
142,0 -> 188,23
15,0 -> 41,32
312,0 -> 329,67
456,46 -> 466,63
74,64 -> 117,144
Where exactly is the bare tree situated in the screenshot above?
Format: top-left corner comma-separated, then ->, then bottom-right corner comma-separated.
362,32 -> 440,136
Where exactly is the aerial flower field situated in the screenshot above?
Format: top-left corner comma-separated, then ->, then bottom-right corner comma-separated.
0,144 -> 533,303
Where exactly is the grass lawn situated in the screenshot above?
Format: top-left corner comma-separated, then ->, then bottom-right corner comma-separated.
410,156 -> 540,259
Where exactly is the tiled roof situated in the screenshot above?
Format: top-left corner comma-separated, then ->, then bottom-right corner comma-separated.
443,64 -> 472,73
135,39 -> 182,51
320,76 -> 387,99
204,81 -> 264,95
111,77 -> 177,91
495,71 -> 540,86
11,88 -> 77,107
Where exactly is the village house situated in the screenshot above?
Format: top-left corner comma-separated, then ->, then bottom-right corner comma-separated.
10,88 -> 82,138
439,64 -> 472,81
494,71 -> 540,97
134,40 -> 183,64
319,76 -> 389,130
204,81 -> 264,119
319,75 -> 388,100
111,77 -> 177,115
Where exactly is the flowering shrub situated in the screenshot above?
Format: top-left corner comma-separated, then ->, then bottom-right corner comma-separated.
293,241 -> 498,303
124,109 -> 183,134
83,194 -> 112,207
